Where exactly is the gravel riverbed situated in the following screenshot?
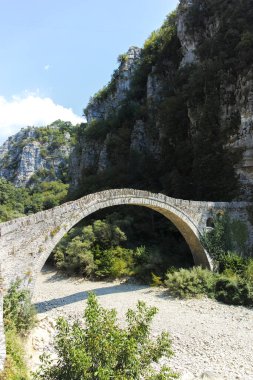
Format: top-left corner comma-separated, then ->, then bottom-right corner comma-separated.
26,267 -> 253,380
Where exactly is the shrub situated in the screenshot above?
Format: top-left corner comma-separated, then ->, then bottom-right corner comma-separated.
94,246 -> 134,279
3,280 -> 36,334
215,277 -> 253,306
244,259 -> 253,282
0,329 -> 28,380
53,219 -> 134,279
164,266 -> 253,307
164,267 -> 216,299
1,280 -> 35,380
218,251 -> 247,275
34,293 -> 178,380
151,273 -> 163,287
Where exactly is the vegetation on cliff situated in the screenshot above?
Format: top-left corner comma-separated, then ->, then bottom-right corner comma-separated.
0,179 -> 68,222
71,0 -> 253,202
0,120 -> 77,188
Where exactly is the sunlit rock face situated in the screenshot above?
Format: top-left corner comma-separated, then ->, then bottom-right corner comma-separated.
0,123 -> 73,187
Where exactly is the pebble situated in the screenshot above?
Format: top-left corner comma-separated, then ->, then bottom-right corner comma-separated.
25,268 -> 253,380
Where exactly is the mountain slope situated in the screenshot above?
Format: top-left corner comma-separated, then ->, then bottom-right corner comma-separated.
69,0 -> 253,201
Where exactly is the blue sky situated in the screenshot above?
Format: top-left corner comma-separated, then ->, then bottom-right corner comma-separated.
0,0 -> 179,142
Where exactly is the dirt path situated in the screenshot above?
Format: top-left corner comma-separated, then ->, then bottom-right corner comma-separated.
26,267 -> 253,379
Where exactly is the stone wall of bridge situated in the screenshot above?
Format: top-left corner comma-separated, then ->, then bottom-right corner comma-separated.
0,189 -> 252,293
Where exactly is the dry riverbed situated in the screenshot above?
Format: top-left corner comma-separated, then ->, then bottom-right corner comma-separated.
26,267 -> 253,380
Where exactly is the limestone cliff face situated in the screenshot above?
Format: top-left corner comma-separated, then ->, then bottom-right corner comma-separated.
0,122 -> 74,186
177,0 -> 197,65
229,70 -> 253,197
176,0 -> 253,199
70,136 -> 103,188
70,0 -> 253,201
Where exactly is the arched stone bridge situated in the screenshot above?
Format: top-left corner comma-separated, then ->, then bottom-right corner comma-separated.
1,188 -> 252,290
0,188 -> 252,369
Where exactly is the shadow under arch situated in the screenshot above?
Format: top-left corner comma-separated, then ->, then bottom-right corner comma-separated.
34,190 -> 212,277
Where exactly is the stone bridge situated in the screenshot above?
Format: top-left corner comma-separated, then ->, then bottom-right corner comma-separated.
0,188 -> 252,370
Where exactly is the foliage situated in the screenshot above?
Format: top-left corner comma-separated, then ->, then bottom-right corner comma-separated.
34,121 -> 76,148
53,210 -> 193,282
218,252 -> 247,276
164,263 -> 253,307
215,276 -> 253,306
27,181 -> 69,213
164,267 -> 216,299
130,12 -> 181,100
81,119 -> 110,141
151,273 -> 163,287
244,258 -> 253,282
0,178 -> 69,221
33,293 -> 177,380
3,279 -> 36,334
0,329 -> 29,380
0,180 -> 30,222
164,213 -> 253,306
1,280 -> 36,380
53,219 -> 132,279
201,213 -> 249,261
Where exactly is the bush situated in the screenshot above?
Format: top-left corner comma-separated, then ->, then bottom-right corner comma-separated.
151,273 -> 163,287
164,267 -> 216,299
34,293 -> 178,380
0,329 -> 28,380
218,251 -> 247,275
164,265 -> 253,307
1,280 -> 35,380
244,259 -> 253,282
3,280 -> 36,334
215,277 -> 253,306
94,246 -> 134,279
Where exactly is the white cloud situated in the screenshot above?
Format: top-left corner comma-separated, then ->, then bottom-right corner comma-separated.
0,95 -> 84,144
44,64 -> 50,71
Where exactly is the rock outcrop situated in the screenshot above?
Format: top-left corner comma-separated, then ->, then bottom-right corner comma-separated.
0,121 -> 74,187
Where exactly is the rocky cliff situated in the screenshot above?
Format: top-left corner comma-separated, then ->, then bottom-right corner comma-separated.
1,0 -> 252,202
0,121 -> 75,187
69,0 -> 253,202
85,47 -> 142,123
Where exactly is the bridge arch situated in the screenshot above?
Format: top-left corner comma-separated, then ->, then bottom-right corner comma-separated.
34,189 -> 212,277
0,189 -> 214,291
